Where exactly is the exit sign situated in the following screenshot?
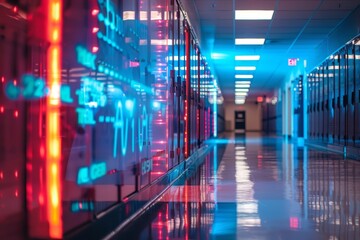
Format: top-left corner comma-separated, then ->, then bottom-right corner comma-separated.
288,58 -> 297,66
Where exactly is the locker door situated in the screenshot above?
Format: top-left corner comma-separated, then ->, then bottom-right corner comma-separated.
329,60 -> 335,143
319,64 -> 325,142
355,43 -> 360,147
316,66 -> 323,141
309,75 -> 314,139
307,75 -> 312,139
178,9 -> 186,163
314,71 -> 318,140
168,2 -> 177,168
323,63 -> 329,141
339,52 -> 346,145
347,45 -> 355,147
334,55 -> 340,144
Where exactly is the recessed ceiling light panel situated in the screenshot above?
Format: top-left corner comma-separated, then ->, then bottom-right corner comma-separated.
235,66 -> 256,71
235,38 -> 265,45
235,10 -> 274,20
235,74 -> 253,79
235,55 -> 260,61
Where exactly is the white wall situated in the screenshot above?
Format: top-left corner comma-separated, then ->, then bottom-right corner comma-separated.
224,102 -> 262,131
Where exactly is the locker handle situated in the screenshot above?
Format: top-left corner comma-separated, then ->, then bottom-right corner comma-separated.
337,97 -> 340,108
332,98 -> 335,108
351,91 -> 355,105
317,102 -> 320,112
176,76 -> 182,97
325,100 -> 329,110
321,101 -> 324,111
343,95 -> 348,107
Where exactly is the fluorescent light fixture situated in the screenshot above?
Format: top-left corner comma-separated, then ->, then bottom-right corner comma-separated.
211,53 -> 227,59
235,100 -> 246,105
235,66 -> 256,71
235,92 -> 248,96
235,96 -> 246,99
235,10 -> 274,20
235,38 -> 265,45
235,84 -> 251,88
235,74 -> 253,79
235,81 -> 251,84
235,89 -> 249,92
235,55 -> 260,61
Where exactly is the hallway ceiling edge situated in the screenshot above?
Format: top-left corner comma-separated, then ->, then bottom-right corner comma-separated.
185,0 -> 360,102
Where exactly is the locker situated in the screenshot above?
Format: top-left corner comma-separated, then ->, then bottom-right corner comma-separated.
334,55 -> 340,144
323,62 -> 329,141
355,43 -> 360,147
339,51 -> 346,145
313,71 -> 318,139
347,45 -> 356,147
328,60 -> 335,143
317,68 -> 322,140
307,75 -> 312,138
314,72 -> 319,139
319,66 -> 324,141
309,75 -> 315,139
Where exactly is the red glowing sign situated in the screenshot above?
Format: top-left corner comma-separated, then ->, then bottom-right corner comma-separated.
288,58 -> 297,66
257,96 -> 263,103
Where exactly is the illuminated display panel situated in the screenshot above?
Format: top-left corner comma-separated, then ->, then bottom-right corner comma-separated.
0,0 -> 216,238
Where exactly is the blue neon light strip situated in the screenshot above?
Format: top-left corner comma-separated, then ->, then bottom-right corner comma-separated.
213,87 -> 217,137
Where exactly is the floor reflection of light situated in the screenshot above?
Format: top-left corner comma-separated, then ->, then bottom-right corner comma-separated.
235,146 -> 261,229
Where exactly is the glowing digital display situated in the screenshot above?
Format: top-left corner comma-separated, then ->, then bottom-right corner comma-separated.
141,158 -> 152,175
77,162 -> 107,185
71,201 -> 94,212
5,75 -> 47,100
76,77 -> 107,108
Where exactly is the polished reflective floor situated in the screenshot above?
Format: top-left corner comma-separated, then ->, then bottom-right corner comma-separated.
115,133 -> 360,240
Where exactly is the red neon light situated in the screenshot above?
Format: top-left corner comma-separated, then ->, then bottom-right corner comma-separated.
1,76 -> 4,83
290,217 -> 299,229
46,0 -> 62,238
92,46 -> 99,53
0,106 -> 4,113
91,9 -> 99,16
257,96 -> 264,103
14,110 -> 18,118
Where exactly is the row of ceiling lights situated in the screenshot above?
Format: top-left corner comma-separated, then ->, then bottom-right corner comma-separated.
234,10 -> 274,105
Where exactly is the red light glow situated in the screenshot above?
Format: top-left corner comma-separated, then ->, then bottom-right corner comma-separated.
14,111 -> 18,118
13,6 -> 18,13
1,76 -> 4,83
257,96 -> 264,103
92,46 -> 99,53
0,106 -> 4,113
92,27 -> 99,33
290,217 -> 299,229
91,9 -> 99,16
46,0 -> 63,238
15,171 -> 18,178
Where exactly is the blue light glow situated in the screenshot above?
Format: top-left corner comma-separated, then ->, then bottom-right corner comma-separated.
213,86 -> 218,137
77,162 -> 107,185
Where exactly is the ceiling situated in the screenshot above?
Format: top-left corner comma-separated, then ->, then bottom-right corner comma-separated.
191,0 -> 360,102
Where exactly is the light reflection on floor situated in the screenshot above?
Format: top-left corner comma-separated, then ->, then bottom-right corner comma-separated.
115,133 -> 360,240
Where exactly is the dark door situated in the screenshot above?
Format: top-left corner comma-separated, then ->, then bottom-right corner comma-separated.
235,111 -> 246,133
